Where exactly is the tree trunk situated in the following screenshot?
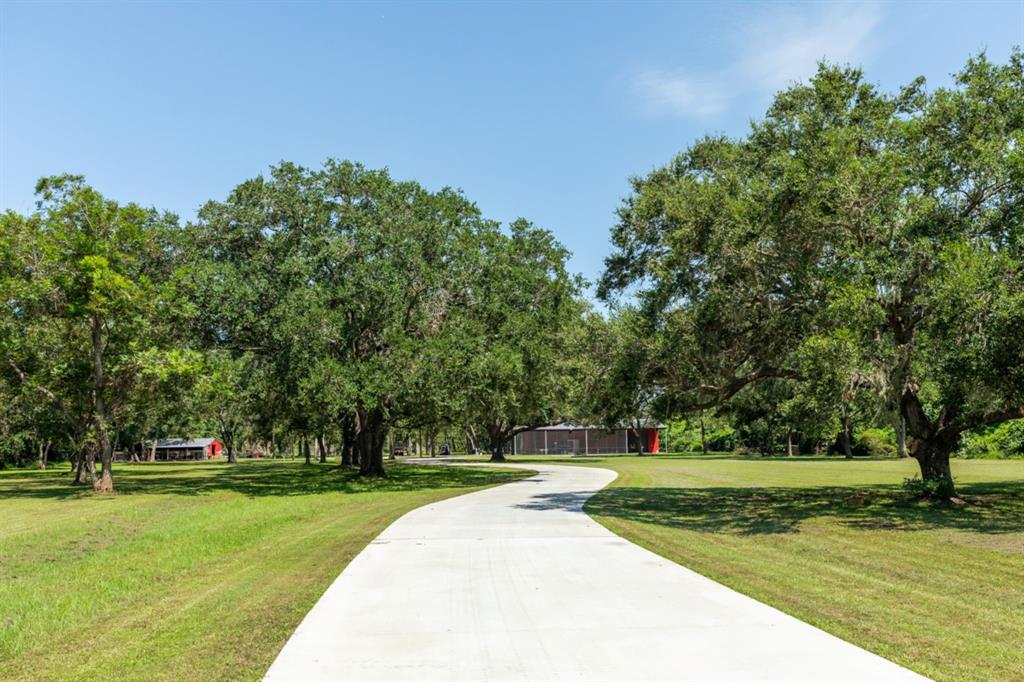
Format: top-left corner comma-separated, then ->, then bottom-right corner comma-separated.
82,443 -> 97,485
341,416 -> 356,468
91,315 -> 114,494
72,448 -> 85,483
303,437 -> 311,465
910,434 -> 958,498
488,423 -> 507,462
317,433 -> 327,463
699,410 -> 708,455
840,409 -> 853,459
787,431 -> 794,457
896,417 -> 908,458
226,435 -> 237,464
357,409 -> 387,477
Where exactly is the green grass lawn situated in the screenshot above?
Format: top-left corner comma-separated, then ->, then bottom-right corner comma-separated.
502,454 -> 1024,681
0,460 -> 528,681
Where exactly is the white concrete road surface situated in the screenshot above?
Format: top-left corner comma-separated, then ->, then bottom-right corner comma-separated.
265,463 -> 925,681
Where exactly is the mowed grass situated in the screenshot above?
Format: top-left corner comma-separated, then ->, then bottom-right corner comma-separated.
0,460 -> 528,681
504,454 -> 1024,681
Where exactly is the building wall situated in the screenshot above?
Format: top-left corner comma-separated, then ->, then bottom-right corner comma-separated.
156,448 -> 208,461
514,428 -> 659,455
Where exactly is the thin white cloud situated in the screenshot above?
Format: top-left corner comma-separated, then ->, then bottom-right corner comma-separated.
631,69 -> 731,118
630,2 -> 883,119
737,3 -> 883,90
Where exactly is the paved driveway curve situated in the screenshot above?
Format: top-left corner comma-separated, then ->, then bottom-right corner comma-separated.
265,463 -> 925,681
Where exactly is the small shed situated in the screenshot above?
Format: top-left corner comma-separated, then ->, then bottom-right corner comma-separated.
152,438 -> 223,461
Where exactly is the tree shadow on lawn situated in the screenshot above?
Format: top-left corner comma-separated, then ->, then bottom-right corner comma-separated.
0,462 -> 528,500
569,481 -> 1024,536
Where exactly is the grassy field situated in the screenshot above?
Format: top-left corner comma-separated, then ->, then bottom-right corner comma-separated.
500,454 -> 1024,681
0,460 -> 528,681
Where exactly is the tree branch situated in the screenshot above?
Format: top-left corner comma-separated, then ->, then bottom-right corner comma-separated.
672,366 -> 802,412
949,405 -> 1024,435
4,357 -> 74,425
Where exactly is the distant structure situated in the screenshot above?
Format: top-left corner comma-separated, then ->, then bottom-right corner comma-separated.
512,423 -> 663,455
151,438 -> 223,461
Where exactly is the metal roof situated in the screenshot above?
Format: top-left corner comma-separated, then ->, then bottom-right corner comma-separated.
529,422 -> 665,431
154,438 -> 216,449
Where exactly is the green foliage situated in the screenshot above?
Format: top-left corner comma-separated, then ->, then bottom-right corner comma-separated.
599,50 -> 1024,489
457,219 -> 582,455
0,176 -> 186,481
855,428 -> 898,458
571,309 -> 656,437
959,420 -> 1024,458
901,475 -> 958,500
664,417 -> 736,453
182,160 -> 584,470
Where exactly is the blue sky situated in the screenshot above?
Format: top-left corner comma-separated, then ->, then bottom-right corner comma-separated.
2,1 -> 1021,288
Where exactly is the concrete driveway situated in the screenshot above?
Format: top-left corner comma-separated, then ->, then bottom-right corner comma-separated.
265,463 -> 925,681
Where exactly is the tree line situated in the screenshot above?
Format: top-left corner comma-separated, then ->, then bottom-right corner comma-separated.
0,162 -> 582,490
2,51 -> 1021,499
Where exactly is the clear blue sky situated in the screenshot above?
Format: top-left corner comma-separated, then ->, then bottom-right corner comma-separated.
2,1 -> 1021,288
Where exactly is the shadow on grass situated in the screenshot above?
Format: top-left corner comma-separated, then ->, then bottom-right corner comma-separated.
565,481 -> 1024,536
0,461 -> 528,499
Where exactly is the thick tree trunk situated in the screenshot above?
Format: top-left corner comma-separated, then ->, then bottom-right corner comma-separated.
95,434 -> 114,493
840,411 -> 853,459
341,417 -> 356,468
317,433 -> 327,464
487,423 -> 507,462
357,409 -> 387,477
303,437 -> 311,465
840,429 -> 853,459
699,410 -> 708,455
226,438 -> 237,464
910,434 -> 958,498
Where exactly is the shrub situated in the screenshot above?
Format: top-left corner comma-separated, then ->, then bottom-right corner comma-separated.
902,475 -> 957,500
855,427 -> 898,457
958,420 -> 1024,459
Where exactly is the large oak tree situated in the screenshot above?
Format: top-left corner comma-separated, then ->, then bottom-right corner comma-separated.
601,52 -> 1023,497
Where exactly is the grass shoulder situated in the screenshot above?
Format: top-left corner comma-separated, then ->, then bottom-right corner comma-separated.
0,460 -> 529,681
555,455 -> 1023,682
